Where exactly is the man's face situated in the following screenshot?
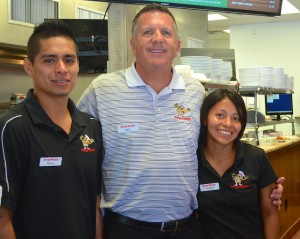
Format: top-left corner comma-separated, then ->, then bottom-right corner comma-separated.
24,36 -> 79,99
130,10 -> 181,73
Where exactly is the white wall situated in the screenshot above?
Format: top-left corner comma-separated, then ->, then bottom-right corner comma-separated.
208,37 -> 230,49
0,65 -> 32,101
230,20 -> 300,135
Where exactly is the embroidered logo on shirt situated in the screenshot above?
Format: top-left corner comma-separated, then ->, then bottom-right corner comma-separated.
230,170 -> 250,189
80,134 -> 95,152
174,103 -> 192,121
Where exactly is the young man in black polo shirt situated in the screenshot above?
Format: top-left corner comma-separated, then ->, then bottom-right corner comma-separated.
0,20 -> 104,239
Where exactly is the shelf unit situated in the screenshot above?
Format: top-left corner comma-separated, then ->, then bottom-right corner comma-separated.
201,81 -> 237,90
239,87 -> 295,139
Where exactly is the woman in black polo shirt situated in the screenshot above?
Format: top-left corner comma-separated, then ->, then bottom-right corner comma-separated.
197,89 -> 279,239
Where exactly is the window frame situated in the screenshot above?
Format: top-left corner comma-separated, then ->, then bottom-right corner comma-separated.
8,0 -> 59,27
75,4 -> 107,20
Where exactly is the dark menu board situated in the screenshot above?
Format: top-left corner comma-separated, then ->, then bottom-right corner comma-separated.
228,0 -> 280,13
146,0 -> 280,14
89,0 -> 283,16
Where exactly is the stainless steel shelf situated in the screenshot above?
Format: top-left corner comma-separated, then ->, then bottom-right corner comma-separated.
201,81 -> 237,90
247,119 -> 295,128
239,87 -> 294,96
242,87 -> 295,136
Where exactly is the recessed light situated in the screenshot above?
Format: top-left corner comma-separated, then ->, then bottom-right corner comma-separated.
208,14 -> 228,21
281,0 -> 299,14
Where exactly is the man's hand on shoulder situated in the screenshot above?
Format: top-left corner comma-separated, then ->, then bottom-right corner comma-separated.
270,177 -> 285,210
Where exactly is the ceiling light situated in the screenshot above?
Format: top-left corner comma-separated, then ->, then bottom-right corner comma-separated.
281,0 -> 299,14
208,14 -> 228,21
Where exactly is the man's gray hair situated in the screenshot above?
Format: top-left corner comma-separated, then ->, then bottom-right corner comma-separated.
131,3 -> 179,39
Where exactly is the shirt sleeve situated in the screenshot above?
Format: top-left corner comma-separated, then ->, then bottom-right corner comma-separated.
91,118 -> 104,196
258,150 -> 278,189
0,114 -> 26,211
77,81 -> 99,119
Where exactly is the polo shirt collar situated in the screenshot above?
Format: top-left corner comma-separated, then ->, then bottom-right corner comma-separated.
24,89 -> 87,129
125,62 -> 186,90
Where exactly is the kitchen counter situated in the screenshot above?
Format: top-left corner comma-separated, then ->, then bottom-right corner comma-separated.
262,137 -> 300,237
259,136 -> 300,153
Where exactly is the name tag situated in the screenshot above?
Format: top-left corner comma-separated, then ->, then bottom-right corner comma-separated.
200,183 -> 220,192
117,124 -> 139,133
39,157 -> 62,167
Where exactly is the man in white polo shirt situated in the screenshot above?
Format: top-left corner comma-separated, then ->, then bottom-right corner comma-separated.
77,3 -> 284,239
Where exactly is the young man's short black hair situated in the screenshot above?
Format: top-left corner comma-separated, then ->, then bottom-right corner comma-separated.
27,20 -> 78,63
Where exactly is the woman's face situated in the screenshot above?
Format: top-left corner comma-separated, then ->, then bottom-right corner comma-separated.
205,97 -> 242,146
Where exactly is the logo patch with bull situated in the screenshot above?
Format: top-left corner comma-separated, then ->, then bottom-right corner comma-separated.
174,103 -> 192,121
230,170 -> 250,189
80,134 -> 96,153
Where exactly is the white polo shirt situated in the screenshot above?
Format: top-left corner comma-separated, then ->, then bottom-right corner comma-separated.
77,62 -> 205,222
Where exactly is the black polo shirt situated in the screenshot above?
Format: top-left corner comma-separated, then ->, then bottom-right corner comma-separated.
0,89 -> 103,239
197,140 -> 277,239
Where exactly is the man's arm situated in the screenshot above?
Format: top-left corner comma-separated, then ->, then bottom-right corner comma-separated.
0,206 -> 16,239
260,184 -> 280,239
270,177 -> 285,209
95,195 -> 104,239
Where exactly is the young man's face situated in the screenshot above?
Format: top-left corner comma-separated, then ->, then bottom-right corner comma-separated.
24,36 -> 79,99
130,10 -> 181,72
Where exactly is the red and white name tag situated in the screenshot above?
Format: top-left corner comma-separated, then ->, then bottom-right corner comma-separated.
39,157 -> 62,167
117,124 -> 139,133
200,183 -> 220,192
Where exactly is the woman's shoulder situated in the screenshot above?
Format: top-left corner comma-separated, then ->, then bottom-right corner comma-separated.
238,140 -> 266,156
